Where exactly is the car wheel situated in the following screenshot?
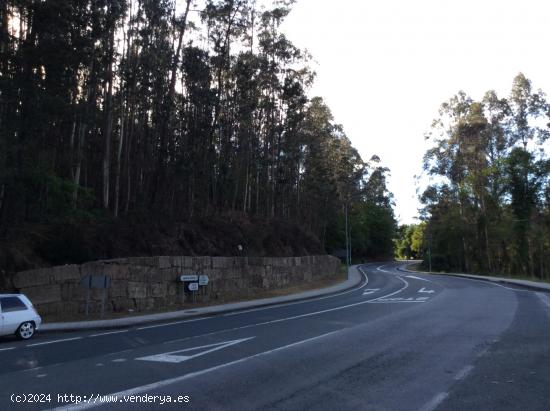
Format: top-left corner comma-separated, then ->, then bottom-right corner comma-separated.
16,321 -> 35,340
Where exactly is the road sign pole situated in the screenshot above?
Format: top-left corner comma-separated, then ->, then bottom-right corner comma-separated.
345,202 -> 349,272
101,288 -> 106,319
428,239 -> 432,272
349,226 -> 352,267
85,287 -> 90,317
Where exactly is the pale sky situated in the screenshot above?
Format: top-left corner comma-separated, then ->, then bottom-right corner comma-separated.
281,0 -> 550,224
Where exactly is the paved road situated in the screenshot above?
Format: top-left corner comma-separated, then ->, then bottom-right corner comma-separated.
1,262 -> 549,410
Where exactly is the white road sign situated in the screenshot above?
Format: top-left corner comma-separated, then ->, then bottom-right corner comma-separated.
179,274 -> 198,282
188,282 -> 199,291
198,275 -> 209,286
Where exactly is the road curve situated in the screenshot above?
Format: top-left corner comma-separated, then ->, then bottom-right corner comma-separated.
1,262 -> 549,410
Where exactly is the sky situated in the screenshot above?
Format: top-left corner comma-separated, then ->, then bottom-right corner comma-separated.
280,0 -> 550,224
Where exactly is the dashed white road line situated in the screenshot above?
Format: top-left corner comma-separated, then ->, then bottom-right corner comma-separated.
419,392 -> 449,411
454,364 -> 474,381
369,298 -> 425,304
377,264 -> 391,273
89,330 -> 129,337
406,275 -> 433,282
0,347 -> 16,352
27,337 -> 82,347
136,317 -> 208,331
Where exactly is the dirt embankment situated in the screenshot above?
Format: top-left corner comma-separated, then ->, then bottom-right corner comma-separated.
0,214 -> 325,290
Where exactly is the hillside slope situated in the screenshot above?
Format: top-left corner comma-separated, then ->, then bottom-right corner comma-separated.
0,214 -> 325,290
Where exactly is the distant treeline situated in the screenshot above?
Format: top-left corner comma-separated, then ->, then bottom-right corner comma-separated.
418,74 -> 550,278
0,1 -> 395,258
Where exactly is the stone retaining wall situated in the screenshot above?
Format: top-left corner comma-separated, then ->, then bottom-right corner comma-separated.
13,255 -> 341,318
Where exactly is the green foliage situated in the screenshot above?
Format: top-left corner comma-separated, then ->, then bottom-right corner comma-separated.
395,223 -> 425,260
325,159 -> 397,261
352,202 -> 396,259
421,74 -> 550,278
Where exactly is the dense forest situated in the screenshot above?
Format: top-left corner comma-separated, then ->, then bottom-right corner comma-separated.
0,0 -> 396,274
417,73 -> 550,280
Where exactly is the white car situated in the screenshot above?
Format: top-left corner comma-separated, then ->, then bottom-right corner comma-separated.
0,294 -> 42,340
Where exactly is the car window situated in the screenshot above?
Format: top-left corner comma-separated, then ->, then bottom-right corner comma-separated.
0,297 -> 28,313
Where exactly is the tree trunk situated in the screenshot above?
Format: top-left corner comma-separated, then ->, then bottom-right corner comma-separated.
153,0 -> 192,206
102,27 -> 115,210
114,89 -> 125,218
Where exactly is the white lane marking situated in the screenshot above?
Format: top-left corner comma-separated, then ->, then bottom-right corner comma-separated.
0,347 -> 16,352
369,299 -> 425,304
221,265 -> 372,318
414,269 -> 533,293
234,279 -> 411,325
478,282 -> 530,292
137,337 -> 254,364
362,288 -> 380,295
111,359 -> 127,363
95,363 -> 104,367
477,346 -> 491,358
22,366 -> 42,373
368,275 -> 409,302
157,266 -> 404,346
377,264 -> 390,273
454,364 -> 474,381
37,374 -> 47,378
27,337 -> 82,347
89,330 -> 129,338
45,330 -> 340,411
536,292 -> 550,309
136,317 -> 207,331
406,275 -> 433,283
162,278 -> 412,345
419,392 -> 449,411
418,287 -> 435,294
108,348 -> 133,356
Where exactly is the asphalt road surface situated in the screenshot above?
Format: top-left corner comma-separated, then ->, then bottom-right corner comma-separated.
1,262 -> 549,411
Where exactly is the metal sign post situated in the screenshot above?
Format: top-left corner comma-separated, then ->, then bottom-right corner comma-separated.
85,282 -> 91,317
198,275 -> 209,303
188,282 -> 199,303
80,275 -> 111,318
